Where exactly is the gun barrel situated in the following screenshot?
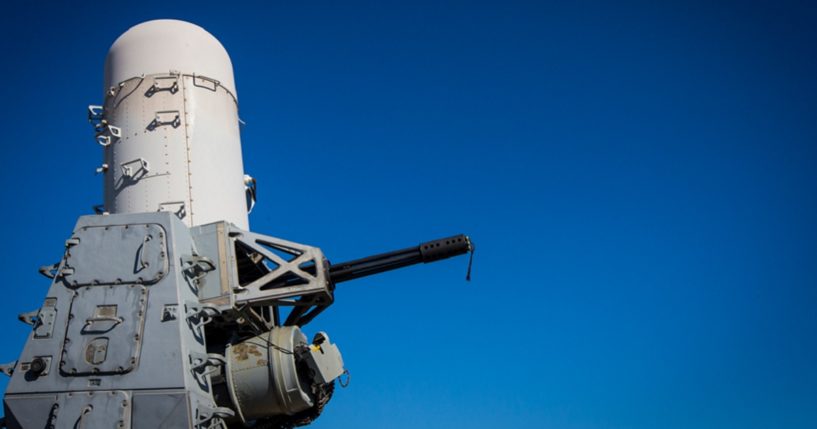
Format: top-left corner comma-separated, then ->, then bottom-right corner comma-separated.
329,234 -> 472,284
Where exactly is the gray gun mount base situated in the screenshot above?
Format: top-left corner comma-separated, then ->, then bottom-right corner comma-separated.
2,213 -> 344,429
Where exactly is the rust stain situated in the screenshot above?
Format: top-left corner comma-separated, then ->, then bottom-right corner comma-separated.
232,343 -> 263,361
232,343 -> 249,361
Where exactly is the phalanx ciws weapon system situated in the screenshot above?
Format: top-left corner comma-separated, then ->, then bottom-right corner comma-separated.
1,20 -> 472,429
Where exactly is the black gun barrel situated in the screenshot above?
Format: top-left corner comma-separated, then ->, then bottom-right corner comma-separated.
329,234 -> 472,284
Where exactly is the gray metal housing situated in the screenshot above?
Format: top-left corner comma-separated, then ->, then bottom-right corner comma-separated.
4,213 -> 229,428
3,212 -> 346,429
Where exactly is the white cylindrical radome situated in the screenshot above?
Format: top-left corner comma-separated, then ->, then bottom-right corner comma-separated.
100,19 -> 249,229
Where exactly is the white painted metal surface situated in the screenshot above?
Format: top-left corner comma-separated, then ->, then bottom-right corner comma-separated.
104,19 -> 237,97
100,19 -> 249,229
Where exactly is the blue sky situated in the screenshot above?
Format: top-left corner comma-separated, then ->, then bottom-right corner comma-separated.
1,1 -> 815,428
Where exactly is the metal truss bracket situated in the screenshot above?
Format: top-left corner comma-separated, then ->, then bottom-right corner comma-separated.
229,226 -> 331,306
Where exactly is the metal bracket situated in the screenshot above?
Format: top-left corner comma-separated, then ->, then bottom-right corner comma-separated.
37,260 -> 73,279
161,304 -> 178,322
158,201 -> 186,220
244,174 -> 257,213
185,302 -> 220,331
189,352 -> 225,380
193,75 -> 219,92
146,75 -> 179,97
0,361 -> 16,377
182,255 -> 217,285
38,263 -> 59,279
17,310 -> 38,326
194,401 -> 233,429
95,123 -> 122,147
31,297 -> 58,338
120,158 -> 150,180
82,315 -> 123,333
229,227 -> 331,306
87,105 -> 104,123
149,110 -> 181,129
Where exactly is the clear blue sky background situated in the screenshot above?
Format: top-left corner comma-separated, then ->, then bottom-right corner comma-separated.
1,1 -> 815,428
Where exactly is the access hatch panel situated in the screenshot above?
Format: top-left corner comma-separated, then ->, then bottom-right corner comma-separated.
62,224 -> 168,286
61,285 -> 148,376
